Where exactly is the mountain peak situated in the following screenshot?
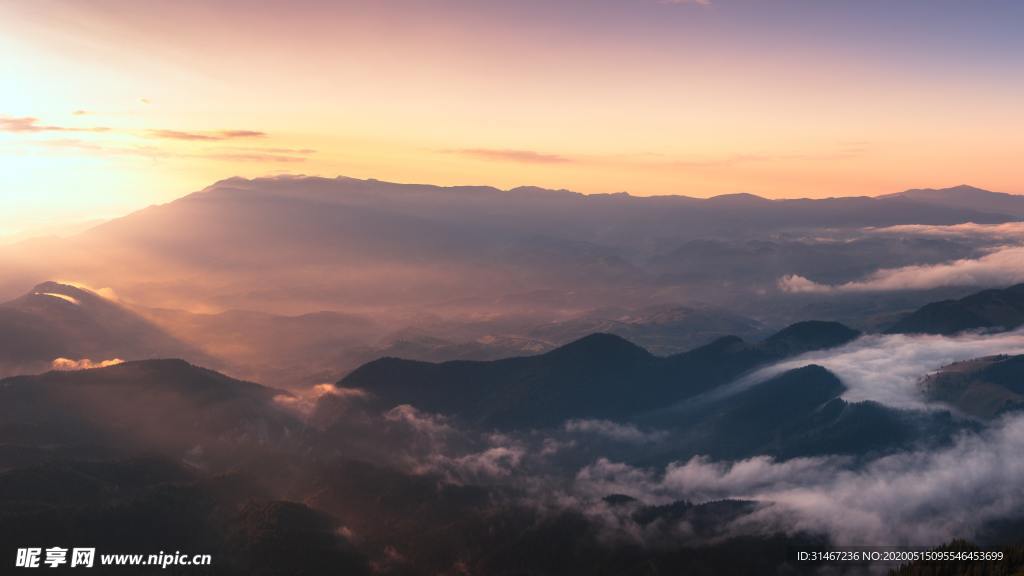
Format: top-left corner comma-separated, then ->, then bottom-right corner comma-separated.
705,192 -> 771,204
945,184 -> 992,193
887,283 -> 1024,335
763,321 -> 859,355
545,332 -> 652,362
25,281 -> 112,308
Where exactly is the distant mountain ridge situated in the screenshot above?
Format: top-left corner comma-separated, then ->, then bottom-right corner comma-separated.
881,184 -> 1024,217
1,177 -> 1019,316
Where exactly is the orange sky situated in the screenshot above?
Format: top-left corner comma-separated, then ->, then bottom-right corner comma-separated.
2,0 -> 1023,238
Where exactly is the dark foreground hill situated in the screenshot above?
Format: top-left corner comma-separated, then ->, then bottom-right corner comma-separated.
887,283 -> 1024,335
922,354 -> 1024,419
340,321 -> 860,429
0,359 -> 302,470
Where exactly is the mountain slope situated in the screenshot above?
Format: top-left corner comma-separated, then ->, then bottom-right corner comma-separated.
887,283 -> 1024,335
922,355 -> 1024,419
338,321 -> 860,429
0,359 -> 302,469
0,281 -> 211,377
1,176 -> 1016,314
673,364 -> 958,459
882,185 -> 1024,217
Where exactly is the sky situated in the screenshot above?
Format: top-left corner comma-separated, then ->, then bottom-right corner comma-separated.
2,0 -> 1023,238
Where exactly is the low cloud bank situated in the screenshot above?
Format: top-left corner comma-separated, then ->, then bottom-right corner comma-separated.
710,329 -> 1024,410
51,357 -> 124,370
565,419 -> 668,444
779,245 -> 1024,294
870,222 -> 1024,240
575,412 -> 1024,545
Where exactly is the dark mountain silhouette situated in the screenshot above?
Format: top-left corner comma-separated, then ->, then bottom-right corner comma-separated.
881,184 -> 1024,217
0,458 -> 370,576
339,321 -> 860,429
889,540 -> 1024,575
922,355 -> 1024,419
759,320 -> 860,355
0,359 -> 302,469
526,304 -> 766,355
887,283 -> 1024,335
0,281 -> 210,378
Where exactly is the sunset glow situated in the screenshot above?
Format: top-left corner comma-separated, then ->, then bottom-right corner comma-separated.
3,0 -> 1023,237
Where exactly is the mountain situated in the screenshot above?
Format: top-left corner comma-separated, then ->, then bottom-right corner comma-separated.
0,176 -> 1016,316
666,364 -> 959,459
882,185 -> 1024,217
526,304 -> 766,355
922,355 -> 1024,419
887,283 -> 1024,335
0,359 -> 302,469
0,458 -> 371,576
338,321 -> 860,429
0,281 -> 211,378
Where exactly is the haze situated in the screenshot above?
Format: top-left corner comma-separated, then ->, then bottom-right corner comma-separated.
3,0 -> 1024,238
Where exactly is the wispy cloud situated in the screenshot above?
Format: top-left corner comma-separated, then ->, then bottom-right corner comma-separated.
0,115 -> 109,133
870,221 -> 1024,241
52,357 -> 125,371
565,419 -> 668,444
713,329 -> 1024,410
147,129 -> 267,141
779,245 -> 1024,294
576,413 -> 1024,545
38,138 -> 307,163
203,151 -> 308,163
658,0 -> 711,6
450,148 -> 572,164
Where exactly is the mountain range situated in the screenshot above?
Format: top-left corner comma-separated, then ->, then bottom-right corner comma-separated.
341,321 -> 860,430
1,280 -> 1023,574
3,178 -> 1024,574
1,178 -> 1019,315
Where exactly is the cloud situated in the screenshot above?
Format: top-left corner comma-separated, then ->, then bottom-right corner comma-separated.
204,152 -> 307,163
574,412 -> 1024,545
51,358 -> 125,371
779,244 -> 1024,293
274,383 -> 368,415
34,292 -> 79,305
449,445 -> 526,478
39,138 -> 305,163
0,115 -> 108,133
565,419 -> 667,443
147,129 -> 267,141
699,328 -> 1024,410
576,455 -> 843,504
55,280 -> 119,302
375,407 -> 528,480
383,404 -> 453,438
869,222 -> 1024,240
658,0 -> 711,6
450,148 -> 572,164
